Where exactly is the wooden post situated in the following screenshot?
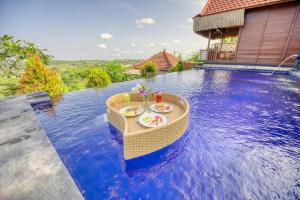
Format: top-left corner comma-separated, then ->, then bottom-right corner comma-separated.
283,6 -> 299,60
256,8 -> 269,63
220,31 -> 224,51
206,30 -> 211,60
234,27 -> 242,62
220,31 -> 225,61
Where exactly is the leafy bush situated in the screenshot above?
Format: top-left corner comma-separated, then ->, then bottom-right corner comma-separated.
18,55 -> 65,97
170,66 -> 178,72
188,51 -> 200,62
60,66 -> 91,91
0,76 -> 18,97
223,37 -> 237,43
141,62 -> 157,78
86,67 -> 111,88
0,34 -> 53,77
102,61 -> 127,82
176,61 -> 185,72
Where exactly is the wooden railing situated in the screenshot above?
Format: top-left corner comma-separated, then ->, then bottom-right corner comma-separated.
207,50 -> 235,61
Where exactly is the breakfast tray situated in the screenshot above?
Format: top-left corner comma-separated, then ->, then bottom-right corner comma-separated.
106,92 -> 189,160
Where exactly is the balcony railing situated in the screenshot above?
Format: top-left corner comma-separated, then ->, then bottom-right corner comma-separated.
199,42 -> 237,62
208,50 -> 235,61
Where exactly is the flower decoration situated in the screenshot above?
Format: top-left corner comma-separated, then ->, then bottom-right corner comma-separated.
131,83 -> 152,96
132,83 -> 153,112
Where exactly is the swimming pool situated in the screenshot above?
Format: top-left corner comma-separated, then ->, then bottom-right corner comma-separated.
35,69 -> 300,200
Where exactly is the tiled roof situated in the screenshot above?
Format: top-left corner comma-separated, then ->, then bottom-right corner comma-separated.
134,51 -> 179,71
200,0 -> 291,16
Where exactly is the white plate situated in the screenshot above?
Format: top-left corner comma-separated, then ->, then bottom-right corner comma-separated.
150,103 -> 173,113
138,112 -> 168,128
119,106 -> 143,117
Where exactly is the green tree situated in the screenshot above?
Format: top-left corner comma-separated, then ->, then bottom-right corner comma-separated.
176,61 -> 185,72
0,34 -> 53,77
18,55 -> 65,97
59,66 -> 91,91
141,62 -> 157,78
223,37 -> 237,43
86,67 -> 111,88
188,51 -> 200,62
0,77 -> 18,97
170,66 -> 178,72
102,61 -> 127,82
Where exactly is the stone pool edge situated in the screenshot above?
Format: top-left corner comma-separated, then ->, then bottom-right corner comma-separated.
0,93 -> 84,200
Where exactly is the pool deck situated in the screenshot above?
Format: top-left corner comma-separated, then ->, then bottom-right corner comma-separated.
0,93 -> 83,200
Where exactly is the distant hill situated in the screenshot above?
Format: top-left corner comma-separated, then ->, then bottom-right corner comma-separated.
50,59 -> 141,69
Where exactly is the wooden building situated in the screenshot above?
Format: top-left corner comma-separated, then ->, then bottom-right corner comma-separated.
193,0 -> 300,65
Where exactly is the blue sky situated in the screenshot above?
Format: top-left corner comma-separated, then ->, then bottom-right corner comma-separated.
0,0 -> 208,60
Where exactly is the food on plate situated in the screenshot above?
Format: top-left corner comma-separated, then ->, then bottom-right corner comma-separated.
155,103 -> 171,111
139,112 -> 167,128
143,114 -> 163,126
156,103 -> 165,110
122,106 -> 141,117
142,115 -> 154,123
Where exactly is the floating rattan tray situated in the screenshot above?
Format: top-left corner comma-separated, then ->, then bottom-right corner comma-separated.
106,92 -> 189,160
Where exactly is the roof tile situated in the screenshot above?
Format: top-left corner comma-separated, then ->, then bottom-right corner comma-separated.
134,51 -> 179,71
200,0 -> 291,16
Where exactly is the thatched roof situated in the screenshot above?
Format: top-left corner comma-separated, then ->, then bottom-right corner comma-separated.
193,0 -> 294,38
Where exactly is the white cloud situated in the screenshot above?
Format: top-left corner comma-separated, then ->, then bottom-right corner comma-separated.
135,18 -> 155,28
173,39 -> 181,44
131,43 -> 136,47
114,48 -> 120,52
147,42 -> 155,47
187,18 -> 193,23
96,43 -> 107,49
100,33 -> 113,40
137,50 -> 144,54
161,42 -> 170,46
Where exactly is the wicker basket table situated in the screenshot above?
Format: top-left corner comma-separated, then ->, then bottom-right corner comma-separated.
106,92 -> 189,160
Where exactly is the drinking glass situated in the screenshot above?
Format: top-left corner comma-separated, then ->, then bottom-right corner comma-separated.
156,92 -> 162,103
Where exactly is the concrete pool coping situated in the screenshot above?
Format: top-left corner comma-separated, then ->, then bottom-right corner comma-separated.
0,93 -> 83,200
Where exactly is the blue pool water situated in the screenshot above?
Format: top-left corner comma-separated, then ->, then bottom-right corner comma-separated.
35,70 -> 300,200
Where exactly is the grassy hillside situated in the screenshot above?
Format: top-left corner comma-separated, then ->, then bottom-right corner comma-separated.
0,59 -> 141,98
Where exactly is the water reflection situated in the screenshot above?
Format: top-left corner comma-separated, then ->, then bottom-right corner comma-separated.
212,70 -> 232,92
107,122 -> 183,177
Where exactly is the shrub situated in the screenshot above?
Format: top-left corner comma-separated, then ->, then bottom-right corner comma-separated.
0,76 -> 18,97
86,67 -> 111,88
176,61 -> 185,72
60,66 -> 91,91
188,51 -> 200,62
141,62 -> 157,78
0,34 -> 53,77
170,66 -> 178,72
102,61 -> 127,82
18,55 -> 65,97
